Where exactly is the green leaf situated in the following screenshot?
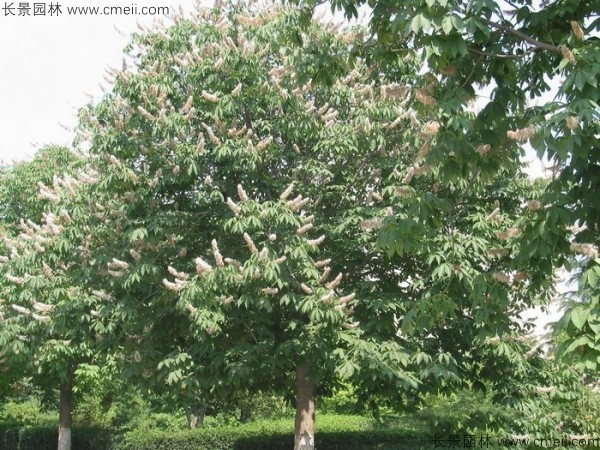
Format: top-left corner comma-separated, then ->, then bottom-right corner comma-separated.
442,16 -> 454,35
571,307 -> 590,330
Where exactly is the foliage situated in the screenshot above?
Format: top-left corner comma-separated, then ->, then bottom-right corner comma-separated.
0,145 -> 106,396
462,334 -> 600,437
0,426 -> 116,450
65,8 -> 545,414
117,414 -> 430,450
73,388 -> 159,431
296,0 -> 600,368
418,389 -> 509,435
2,4 -> 598,449
0,414 -> 432,450
0,146 -> 84,234
0,398 -> 55,427
557,258 -> 600,371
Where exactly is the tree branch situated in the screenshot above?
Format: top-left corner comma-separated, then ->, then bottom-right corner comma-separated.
468,47 -> 537,59
482,19 -> 562,54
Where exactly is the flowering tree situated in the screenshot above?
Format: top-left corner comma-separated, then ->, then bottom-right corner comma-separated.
2,4 -> 544,450
0,146 -> 111,450
298,0 -> 600,371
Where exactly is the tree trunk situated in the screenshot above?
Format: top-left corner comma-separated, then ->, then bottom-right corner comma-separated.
294,362 -> 315,450
57,371 -> 74,450
187,401 -> 207,429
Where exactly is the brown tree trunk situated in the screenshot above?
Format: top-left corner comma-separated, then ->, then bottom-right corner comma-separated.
188,400 -> 207,429
294,362 -> 315,450
57,371 -> 74,450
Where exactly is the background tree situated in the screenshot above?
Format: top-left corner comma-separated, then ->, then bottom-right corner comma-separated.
0,147 -> 116,450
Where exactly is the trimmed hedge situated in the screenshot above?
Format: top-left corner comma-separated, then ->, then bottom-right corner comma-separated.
0,414 -> 432,449
119,429 -> 430,450
0,425 -> 117,450
0,426 -> 430,450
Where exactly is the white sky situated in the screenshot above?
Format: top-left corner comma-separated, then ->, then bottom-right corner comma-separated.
0,0 -> 211,164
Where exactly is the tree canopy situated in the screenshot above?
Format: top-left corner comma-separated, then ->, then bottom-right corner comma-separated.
1,2 -> 598,449
295,0 -> 600,370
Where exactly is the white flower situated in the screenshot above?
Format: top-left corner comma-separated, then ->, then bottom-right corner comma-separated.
319,267 -> 331,283
11,304 -> 30,315
108,258 -> 129,270
197,133 -> 206,154
201,122 -> 220,145
261,287 -> 279,295
297,223 -> 313,235
231,83 -> 242,96
487,208 -> 500,222
256,136 -> 273,151
360,218 -> 383,230
279,183 -> 294,200
507,125 -> 537,142
186,304 -> 198,314
287,195 -> 310,211
570,243 -> 599,258
307,235 -> 325,246
6,274 -> 25,285
402,167 -> 415,184
226,197 -> 241,216
224,257 -> 242,268
163,278 -> 183,292
168,265 -> 189,281
211,239 -> 225,267
243,233 -> 258,253
237,184 -> 249,201
315,259 -> 331,268
326,273 -> 343,290
421,121 -> 440,136
476,144 -> 491,156
300,283 -> 313,294
33,302 -> 54,313
108,270 -> 126,278
259,247 -> 268,261
195,257 -> 213,274
492,272 -> 510,284
92,290 -> 113,302
201,90 -> 219,103
32,313 -> 51,322
338,293 -> 356,305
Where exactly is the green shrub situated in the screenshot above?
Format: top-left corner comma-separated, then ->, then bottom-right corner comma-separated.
418,389 -> 509,434
0,426 -> 117,450
0,425 -> 20,450
320,384 -> 361,414
0,398 -> 55,426
119,428 -> 430,450
0,413 -> 435,450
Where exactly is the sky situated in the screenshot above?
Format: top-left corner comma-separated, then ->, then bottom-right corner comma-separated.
0,0 -> 563,335
0,0 -> 212,164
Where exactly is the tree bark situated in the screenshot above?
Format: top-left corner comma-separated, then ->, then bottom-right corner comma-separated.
294,362 -> 315,450
187,400 -> 207,429
57,371 -> 74,450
